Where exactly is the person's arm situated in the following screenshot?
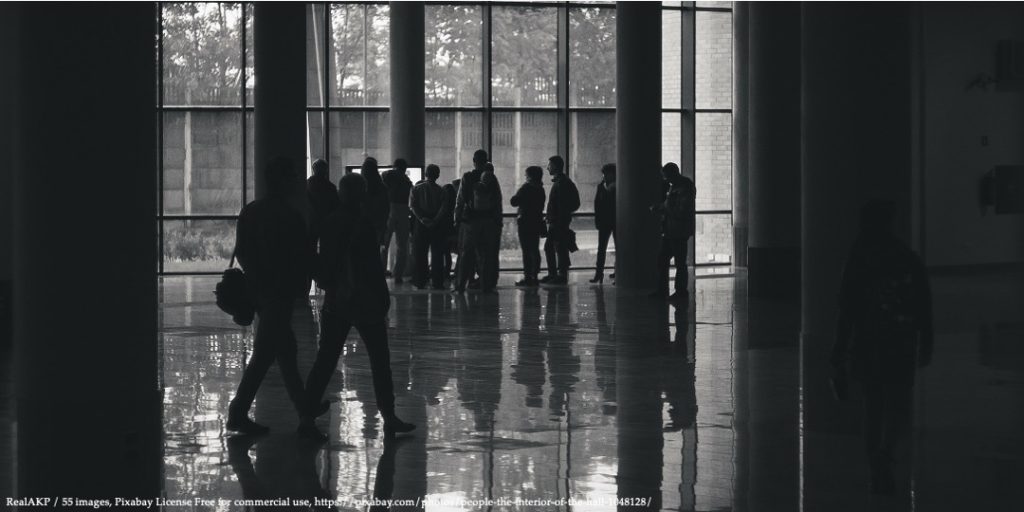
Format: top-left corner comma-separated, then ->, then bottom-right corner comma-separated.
494,183 -> 504,225
568,181 -> 581,214
510,185 -> 522,207
431,186 -> 449,226
410,185 -> 427,224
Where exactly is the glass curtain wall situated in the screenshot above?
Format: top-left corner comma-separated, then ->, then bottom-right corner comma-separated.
157,2 -> 733,274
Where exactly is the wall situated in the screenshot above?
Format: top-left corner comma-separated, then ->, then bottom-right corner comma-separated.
920,3 -> 1024,266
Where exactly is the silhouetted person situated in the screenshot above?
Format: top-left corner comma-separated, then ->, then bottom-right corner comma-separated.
651,163 -> 695,301
382,158 -> 414,284
227,156 -> 311,435
511,165 -> 546,287
483,162 -> 503,291
541,155 -> 580,285
358,157 -> 391,275
307,158 -> 339,259
831,200 -> 933,494
227,435 -> 335,512
300,173 -> 414,440
442,178 -> 459,281
410,164 -> 449,289
453,150 -> 501,293
512,289 -> 545,407
591,163 -> 617,284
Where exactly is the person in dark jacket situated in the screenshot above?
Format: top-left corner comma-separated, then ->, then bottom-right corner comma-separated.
511,165 -> 546,286
228,156 -> 312,435
307,159 -> 339,267
357,157 -> 391,274
650,162 -> 695,301
591,163 -> 616,284
831,200 -> 933,494
382,158 -> 414,284
541,155 -> 580,285
453,149 -> 501,293
300,172 -> 415,440
410,164 -> 449,289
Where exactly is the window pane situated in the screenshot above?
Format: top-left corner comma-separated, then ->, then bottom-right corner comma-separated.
306,3 -> 327,107
245,3 -> 253,105
162,112 -> 242,215
570,112 -> 616,213
696,10 -> 732,110
662,9 -> 682,110
695,213 -> 732,264
490,111 -> 557,201
491,7 -> 558,107
307,111 -> 326,177
162,3 -> 242,106
570,7 -> 616,107
426,111 -> 484,185
328,111 -> 391,181
162,220 -> 236,272
695,113 -> 731,211
426,5 -> 483,107
330,4 -> 390,106
696,1 -> 733,8
662,112 -> 682,167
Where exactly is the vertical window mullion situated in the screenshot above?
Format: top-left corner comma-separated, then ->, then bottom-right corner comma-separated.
557,5 -> 569,162
158,2 -> 165,275
482,3 -> 492,158
682,3 -> 696,266
241,3 -> 248,206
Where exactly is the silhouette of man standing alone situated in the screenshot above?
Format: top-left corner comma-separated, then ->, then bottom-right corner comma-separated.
227,156 -> 312,434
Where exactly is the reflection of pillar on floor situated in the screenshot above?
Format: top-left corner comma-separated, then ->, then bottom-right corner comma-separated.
801,3 -> 914,507
13,3 -> 161,497
615,1 -> 662,291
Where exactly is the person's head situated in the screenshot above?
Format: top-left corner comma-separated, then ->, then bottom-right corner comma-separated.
547,155 -> 565,175
526,165 -> 543,183
265,156 -> 297,196
312,158 -> 329,180
425,163 -> 440,182
473,149 -> 489,170
600,163 -> 616,184
393,158 -> 408,173
661,162 -> 681,182
338,172 -> 368,209
361,156 -> 379,176
859,199 -> 896,238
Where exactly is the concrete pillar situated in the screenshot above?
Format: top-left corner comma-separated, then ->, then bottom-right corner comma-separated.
0,3 -> 15,350
731,1 -> 749,269
801,3 -> 913,505
13,3 -> 160,497
390,2 -> 425,168
615,2 -> 662,291
747,2 -> 801,298
253,2 -> 307,211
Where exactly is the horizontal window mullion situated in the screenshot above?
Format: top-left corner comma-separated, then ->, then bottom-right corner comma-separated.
694,108 -> 732,114
695,210 -> 732,215
159,215 -> 239,221
160,105 -> 247,112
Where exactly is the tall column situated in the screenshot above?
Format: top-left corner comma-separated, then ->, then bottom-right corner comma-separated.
747,2 -> 801,298
254,2 -> 307,211
13,4 -> 160,497
390,2 -> 425,168
801,3 -> 913,505
731,2 -> 749,269
615,2 -> 662,290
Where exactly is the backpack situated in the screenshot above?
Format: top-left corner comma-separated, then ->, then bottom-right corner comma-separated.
214,253 -> 255,326
472,174 -> 497,212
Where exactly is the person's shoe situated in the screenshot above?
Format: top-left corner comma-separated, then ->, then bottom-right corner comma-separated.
549,275 -> 568,285
384,270 -> 393,278
514,278 -> 537,287
589,274 -> 604,284
383,417 -> 417,438
539,274 -> 557,284
648,290 -> 669,299
482,288 -> 499,295
450,286 -> 465,294
468,280 -> 481,290
668,290 -> 688,302
226,415 -> 269,435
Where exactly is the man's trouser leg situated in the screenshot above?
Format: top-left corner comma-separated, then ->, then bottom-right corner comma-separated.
233,298 -> 302,413
657,237 -> 672,295
596,228 -> 612,275
390,204 -> 411,279
412,224 -> 430,287
429,228 -> 447,288
303,305 -> 351,416
355,321 -> 396,418
455,222 -> 478,290
544,235 -> 558,277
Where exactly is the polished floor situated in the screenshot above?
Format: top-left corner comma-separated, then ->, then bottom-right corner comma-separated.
154,269 -> 1020,510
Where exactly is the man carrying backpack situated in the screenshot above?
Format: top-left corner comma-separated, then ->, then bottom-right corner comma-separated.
453,149 -> 502,293
650,162 -> 695,301
831,200 -> 933,494
541,155 -> 580,285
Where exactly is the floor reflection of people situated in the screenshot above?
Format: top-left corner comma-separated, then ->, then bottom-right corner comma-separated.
662,303 -> 697,433
513,288 -> 545,408
227,435 -> 336,512
544,288 -> 579,416
593,288 -> 617,416
456,295 -> 503,431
